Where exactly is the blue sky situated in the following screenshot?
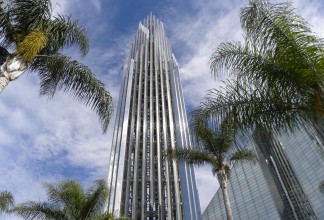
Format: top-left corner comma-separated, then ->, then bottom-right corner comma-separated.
0,0 -> 324,219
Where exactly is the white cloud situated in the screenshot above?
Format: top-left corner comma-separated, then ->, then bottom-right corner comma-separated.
0,73 -> 112,219
167,1 -> 243,211
194,166 -> 219,213
161,0 -> 324,212
1,1 -> 323,219
164,0 -> 244,109
50,0 -> 68,15
294,0 -> 324,36
90,0 -> 102,12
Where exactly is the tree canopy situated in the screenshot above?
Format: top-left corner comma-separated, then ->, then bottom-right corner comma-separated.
196,0 -> 324,134
12,179 -> 116,220
0,0 -> 113,133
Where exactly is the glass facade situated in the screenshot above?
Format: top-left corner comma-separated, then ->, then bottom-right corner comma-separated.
202,139 -> 282,220
202,123 -> 324,220
280,126 -> 324,218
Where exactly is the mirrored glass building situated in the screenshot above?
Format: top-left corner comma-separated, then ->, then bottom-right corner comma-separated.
202,123 -> 324,220
106,14 -> 201,220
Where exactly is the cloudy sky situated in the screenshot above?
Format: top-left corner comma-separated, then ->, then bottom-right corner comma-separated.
0,0 -> 323,219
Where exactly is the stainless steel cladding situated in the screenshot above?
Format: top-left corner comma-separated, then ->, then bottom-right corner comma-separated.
106,14 -> 201,220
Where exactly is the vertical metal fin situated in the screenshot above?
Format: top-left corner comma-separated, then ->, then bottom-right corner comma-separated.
107,14 -> 201,220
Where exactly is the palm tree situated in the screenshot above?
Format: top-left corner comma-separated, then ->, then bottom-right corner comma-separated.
168,119 -> 258,220
197,0 -> 324,133
0,190 -> 14,214
0,0 -> 113,133
12,179 -> 116,220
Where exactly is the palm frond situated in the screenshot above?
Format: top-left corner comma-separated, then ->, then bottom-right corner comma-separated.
12,201 -> 66,220
9,0 -> 51,32
0,190 -> 14,213
190,116 -> 234,155
92,211 -> 116,220
44,15 -> 89,56
12,179 -> 112,219
31,54 -> 113,133
208,0 -> 324,140
210,41 -> 317,94
0,45 -> 9,64
43,180 -> 85,218
242,0 -> 312,47
167,147 -> 216,166
190,120 -> 217,152
0,1 -> 15,47
241,0 -> 324,85
193,79 -> 319,133
0,1 -> 89,57
230,149 -> 258,164
82,179 -> 109,218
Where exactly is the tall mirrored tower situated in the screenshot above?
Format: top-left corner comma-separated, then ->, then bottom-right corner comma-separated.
107,14 -> 201,220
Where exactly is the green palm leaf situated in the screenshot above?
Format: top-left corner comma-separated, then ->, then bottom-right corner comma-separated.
12,202 -> 67,220
43,180 -> 85,218
0,45 -> 8,64
0,1 -> 14,47
93,211 -> 116,220
246,0 -> 324,84
193,79 -> 319,133
167,148 -> 216,166
12,179 -> 113,220
241,0 -> 324,69
9,0 -> 51,32
31,54 -> 113,133
210,0 -> 324,135
230,149 -> 258,163
44,15 -> 89,56
0,1 -> 113,133
169,112 -> 258,220
190,118 -> 233,155
82,179 -> 109,219
210,41 -> 316,94
0,190 -> 14,213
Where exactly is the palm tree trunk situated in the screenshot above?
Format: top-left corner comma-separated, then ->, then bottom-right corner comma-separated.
218,170 -> 233,220
0,55 -> 27,92
0,76 -> 9,92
